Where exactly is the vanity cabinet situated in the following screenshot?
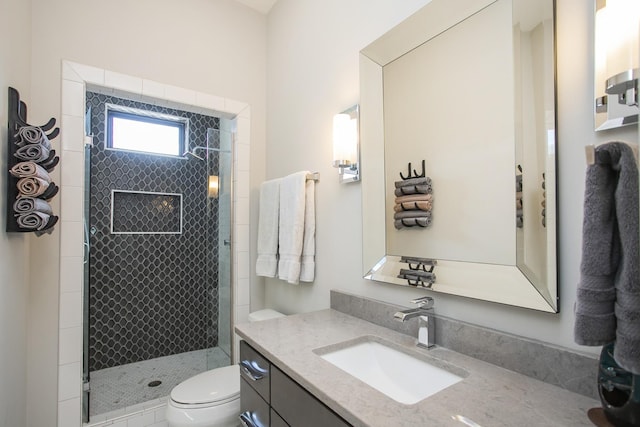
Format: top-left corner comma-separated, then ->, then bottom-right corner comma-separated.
240,341 -> 351,427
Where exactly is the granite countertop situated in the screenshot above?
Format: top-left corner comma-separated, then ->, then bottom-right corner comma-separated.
235,309 -> 600,427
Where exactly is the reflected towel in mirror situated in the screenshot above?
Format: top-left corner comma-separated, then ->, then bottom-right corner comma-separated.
394,177 -> 431,188
394,184 -> 432,196
394,211 -> 432,220
394,193 -> 433,204
394,217 -> 432,229
394,201 -> 432,212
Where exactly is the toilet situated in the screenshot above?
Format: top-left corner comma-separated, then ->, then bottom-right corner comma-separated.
166,309 -> 285,427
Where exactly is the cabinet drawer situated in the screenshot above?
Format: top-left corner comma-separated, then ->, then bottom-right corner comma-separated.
240,378 -> 270,427
271,366 -> 351,427
240,341 -> 271,402
270,409 -> 289,427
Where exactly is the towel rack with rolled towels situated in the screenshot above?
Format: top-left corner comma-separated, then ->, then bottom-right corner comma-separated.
398,256 -> 437,287
394,160 -> 433,230
5,87 -> 60,235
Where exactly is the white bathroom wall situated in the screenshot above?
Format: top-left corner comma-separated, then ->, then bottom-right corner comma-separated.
0,0 -> 32,426
25,1 -> 267,425
264,0 -> 638,354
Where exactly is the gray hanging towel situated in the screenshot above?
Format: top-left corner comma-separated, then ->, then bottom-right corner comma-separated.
574,142 -> 640,375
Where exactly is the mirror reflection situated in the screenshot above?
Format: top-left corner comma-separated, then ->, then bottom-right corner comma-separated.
360,0 -> 557,312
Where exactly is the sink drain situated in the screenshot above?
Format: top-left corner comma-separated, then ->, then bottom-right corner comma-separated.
148,380 -> 162,387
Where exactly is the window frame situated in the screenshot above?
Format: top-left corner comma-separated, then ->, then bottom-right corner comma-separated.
105,103 -> 190,158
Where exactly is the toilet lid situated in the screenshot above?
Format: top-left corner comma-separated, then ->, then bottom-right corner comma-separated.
170,364 -> 240,405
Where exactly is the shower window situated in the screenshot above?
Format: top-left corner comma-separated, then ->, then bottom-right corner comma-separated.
106,104 -> 189,157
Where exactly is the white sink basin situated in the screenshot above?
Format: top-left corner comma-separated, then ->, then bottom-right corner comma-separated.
316,337 -> 463,405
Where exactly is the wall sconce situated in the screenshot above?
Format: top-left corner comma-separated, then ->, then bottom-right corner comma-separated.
594,0 -> 639,130
332,105 -> 360,183
207,175 -> 219,198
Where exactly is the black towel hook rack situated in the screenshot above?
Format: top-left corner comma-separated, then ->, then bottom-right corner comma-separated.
6,87 -> 60,234
399,159 -> 426,180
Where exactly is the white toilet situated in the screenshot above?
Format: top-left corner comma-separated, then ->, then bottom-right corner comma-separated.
166,309 -> 285,427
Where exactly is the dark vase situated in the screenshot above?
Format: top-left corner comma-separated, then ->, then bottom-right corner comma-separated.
598,342 -> 640,427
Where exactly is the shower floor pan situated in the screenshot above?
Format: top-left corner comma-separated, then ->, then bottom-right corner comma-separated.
89,347 -> 230,418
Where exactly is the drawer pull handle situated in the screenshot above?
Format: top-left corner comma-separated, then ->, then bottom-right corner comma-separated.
239,411 -> 265,427
240,360 -> 268,381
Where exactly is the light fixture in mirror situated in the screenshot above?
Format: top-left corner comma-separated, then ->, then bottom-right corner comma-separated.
360,0 -> 558,313
332,105 -> 360,183
208,175 -> 219,198
594,0 -> 639,131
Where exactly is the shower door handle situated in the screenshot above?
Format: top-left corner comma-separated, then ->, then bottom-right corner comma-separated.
83,221 -> 90,264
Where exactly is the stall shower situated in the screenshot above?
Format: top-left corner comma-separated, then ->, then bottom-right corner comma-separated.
82,91 -> 233,421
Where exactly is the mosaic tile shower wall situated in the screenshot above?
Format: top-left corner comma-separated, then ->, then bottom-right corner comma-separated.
86,92 -> 221,371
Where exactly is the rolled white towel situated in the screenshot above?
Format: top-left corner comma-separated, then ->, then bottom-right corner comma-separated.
16,211 -> 51,230
15,126 -> 51,149
14,144 -> 50,162
13,197 -> 53,215
16,177 -> 50,198
10,162 -> 51,183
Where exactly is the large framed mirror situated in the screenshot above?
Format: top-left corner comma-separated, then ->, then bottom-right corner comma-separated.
360,0 -> 558,312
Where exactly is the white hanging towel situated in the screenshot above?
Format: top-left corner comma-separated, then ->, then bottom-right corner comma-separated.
256,178 -> 281,277
278,171 -> 314,284
299,177 -> 315,282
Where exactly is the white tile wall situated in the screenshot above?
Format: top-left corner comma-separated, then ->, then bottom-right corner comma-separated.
61,115 -> 85,152
104,71 -> 143,94
85,398 -> 167,427
58,398 -> 82,427
59,256 -> 83,293
59,60 -> 252,427
141,79 -> 166,100
58,326 -> 82,365
60,186 -> 83,222
59,291 -> 82,329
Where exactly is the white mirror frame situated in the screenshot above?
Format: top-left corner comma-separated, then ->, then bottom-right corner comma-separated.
360,0 -> 558,313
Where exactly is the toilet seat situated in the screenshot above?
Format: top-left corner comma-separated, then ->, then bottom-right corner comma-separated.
169,364 -> 240,409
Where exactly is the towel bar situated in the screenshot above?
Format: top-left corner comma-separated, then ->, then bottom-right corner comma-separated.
306,172 -> 319,181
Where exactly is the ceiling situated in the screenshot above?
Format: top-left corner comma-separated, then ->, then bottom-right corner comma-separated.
233,0 -> 278,14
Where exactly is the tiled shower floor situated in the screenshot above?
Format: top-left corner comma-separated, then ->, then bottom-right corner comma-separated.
89,347 -> 230,417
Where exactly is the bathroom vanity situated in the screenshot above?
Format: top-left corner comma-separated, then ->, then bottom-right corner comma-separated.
240,340 -> 350,427
236,309 -> 599,427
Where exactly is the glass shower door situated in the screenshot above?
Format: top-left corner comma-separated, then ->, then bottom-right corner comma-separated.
82,136 -> 92,423
206,127 -> 233,369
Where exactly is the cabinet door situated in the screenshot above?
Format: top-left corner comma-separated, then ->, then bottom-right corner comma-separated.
240,341 -> 271,402
270,409 -> 289,427
240,378 -> 270,427
271,366 -> 351,427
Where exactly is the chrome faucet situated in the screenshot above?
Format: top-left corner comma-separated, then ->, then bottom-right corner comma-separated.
393,296 -> 435,349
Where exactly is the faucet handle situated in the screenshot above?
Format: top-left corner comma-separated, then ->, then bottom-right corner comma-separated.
411,296 -> 434,308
